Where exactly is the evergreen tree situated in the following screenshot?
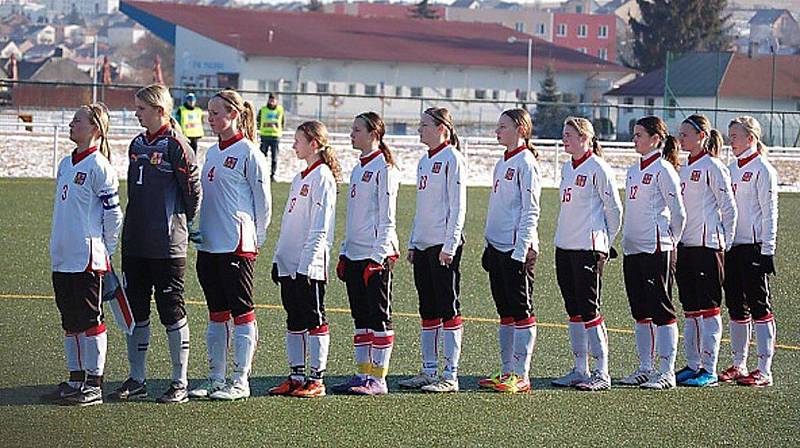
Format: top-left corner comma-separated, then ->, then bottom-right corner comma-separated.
410,0 -> 440,20
533,64 -> 578,139
630,0 -> 732,72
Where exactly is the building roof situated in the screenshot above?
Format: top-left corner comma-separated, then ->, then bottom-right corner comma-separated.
120,0 -> 630,74
605,52 -> 800,100
748,9 -> 792,26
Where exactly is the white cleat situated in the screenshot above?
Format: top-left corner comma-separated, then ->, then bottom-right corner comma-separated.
575,370 -> 611,391
640,371 -> 676,390
398,372 -> 438,389
421,379 -> 459,393
551,368 -> 590,387
210,381 -> 250,401
188,378 -> 227,399
617,368 -> 654,386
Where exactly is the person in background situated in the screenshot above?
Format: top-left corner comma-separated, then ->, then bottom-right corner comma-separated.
176,92 -> 204,152
257,93 -> 285,182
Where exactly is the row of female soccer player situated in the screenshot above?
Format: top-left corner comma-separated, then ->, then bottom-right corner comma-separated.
45,84 -> 778,406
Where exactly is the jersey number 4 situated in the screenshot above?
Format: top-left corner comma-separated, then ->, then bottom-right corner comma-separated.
207,167 -> 216,182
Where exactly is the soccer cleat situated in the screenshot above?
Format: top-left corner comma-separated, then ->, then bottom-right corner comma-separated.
157,383 -> 189,404
349,377 -> 389,396
107,378 -> 147,401
398,372 -> 437,389
188,379 -> 227,399
493,374 -> 530,394
60,385 -> 103,406
41,382 -> 81,403
681,369 -> 719,388
736,369 -> 773,387
268,378 -> 304,396
290,380 -> 327,398
421,379 -> 460,393
718,366 -> 748,383
675,366 -> 700,384
210,381 -> 250,401
618,368 -> 654,386
331,375 -> 366,394
551,368 -> 590,388
478,372 -> 506,389
575,370 -> 611,391
640,371 -> 676,390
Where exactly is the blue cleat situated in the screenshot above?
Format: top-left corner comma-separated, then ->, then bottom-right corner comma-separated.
675,366 -> 700,384
682,369 -> 719,387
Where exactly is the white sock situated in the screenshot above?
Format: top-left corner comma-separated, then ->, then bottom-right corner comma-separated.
569,317 -> 589,376
165,317 -> 190,387
655,323 -> 678,375
64,332 -> 81,374
635,320 -> 655,371
207,311 -> 232,381
371,330 -> 394,380
287,329 -> 307,381
442,317 -> 463,381
729,319 -> 752,370
79,324 -> 107,377
231,312 -> 258,384
700,309 -> 722,373
126,320 -> 151,383
512,317 -> 536,379
499,317 -> 515,374
754,314 -> 776,376
309,325 -> 330,380
421,318 -> 441,376
683,312 -> 702,371
353,329 -> 372,378
586,316 -> 608,376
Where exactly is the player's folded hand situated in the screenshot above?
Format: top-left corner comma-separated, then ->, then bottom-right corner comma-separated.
760,254 -> 776,275
363,261 -> 384,286
271,263 -> 280,285
336,256 -> 346,282
188,219 -> 203,244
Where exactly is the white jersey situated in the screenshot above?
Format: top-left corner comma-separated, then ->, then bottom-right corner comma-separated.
198,135 -> 271,254
484,146 -> 541,260
340,150 -> 400,263
50,148 -> 123,272
679,152 -> 737,250
728,147 -> 779,255
273,160 -> 337,280
623,150 -> 686,255
409,143 -> 467,255
555,151 -> 622,253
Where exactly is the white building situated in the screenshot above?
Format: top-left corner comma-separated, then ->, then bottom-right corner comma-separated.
44,0 -> 118,16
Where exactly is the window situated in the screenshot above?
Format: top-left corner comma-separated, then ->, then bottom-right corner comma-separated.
598,48 -> 608,60
316,82 -> 329,93
668,98 -> 677,118
475,89 -> 487,99
577,47 -> 588,54
299,82 -> 307,93
623,96 -> 633,113
269,80 -> 280,92
598,25 -> 608,38
537,23 -> 546,35
515,22 -> 524,33
577,24 -> 587,38
257,80 -> 268,92
576,5 -> 583,14
410,87 -> 423,97
365,84 -> 377,95
348,84 -> 357,95
645,97 -> 655,115
557,23 -> 567,36
445,88 -> 453,98
395,86 -> 404,96
492,89 -> 500,100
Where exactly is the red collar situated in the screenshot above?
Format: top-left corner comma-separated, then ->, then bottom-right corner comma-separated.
688,150 -> 707,165
737,151 -> 760,168
504,144 -> 527,161
219,133 -> 244,150
571,149 -> 592,169
360,150 -> 382,167
427,141 -> 449,158
71,146 -> 97,165
302,159 -> 324,178
145,124 -> 170,144
640,152 -> 660,170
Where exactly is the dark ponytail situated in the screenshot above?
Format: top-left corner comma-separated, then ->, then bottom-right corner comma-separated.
707,129 -> 723,157
662,135 -> 680,170
356,112 -> 395,166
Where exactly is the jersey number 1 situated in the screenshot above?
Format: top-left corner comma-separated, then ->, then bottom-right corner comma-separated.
136,165 -> 144,185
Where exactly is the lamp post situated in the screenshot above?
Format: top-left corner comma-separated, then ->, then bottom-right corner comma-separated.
508,36 -> 533,101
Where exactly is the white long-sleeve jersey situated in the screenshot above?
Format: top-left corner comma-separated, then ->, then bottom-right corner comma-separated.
623,149 -> 686,255
555,151 -> 622,253
408,143 -> 467,255
273,160 -> 337,280
728,146 -> 779,255
484,146 -> 542,260
679,152 -> 737,250
50,148 -> 123,272
340,150 -> 400,263
198,135 -> 271,254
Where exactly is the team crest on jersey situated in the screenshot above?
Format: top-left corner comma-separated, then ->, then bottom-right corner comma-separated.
223,157 -> 238,169
690,170 -> 701,182
432,162 -> 443,174
150,152 -> 163,165
575,175 -> 587,187
742,172 -> 753,182
362,171 -> 373,182
300,184 -> 309,197
505,168 -> 515,180
73,172 -> 87,185
642,173 -> 653,184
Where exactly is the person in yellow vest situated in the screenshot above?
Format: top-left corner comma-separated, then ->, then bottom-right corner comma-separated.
258,93 -> 285,182
176,93 -> 205,151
